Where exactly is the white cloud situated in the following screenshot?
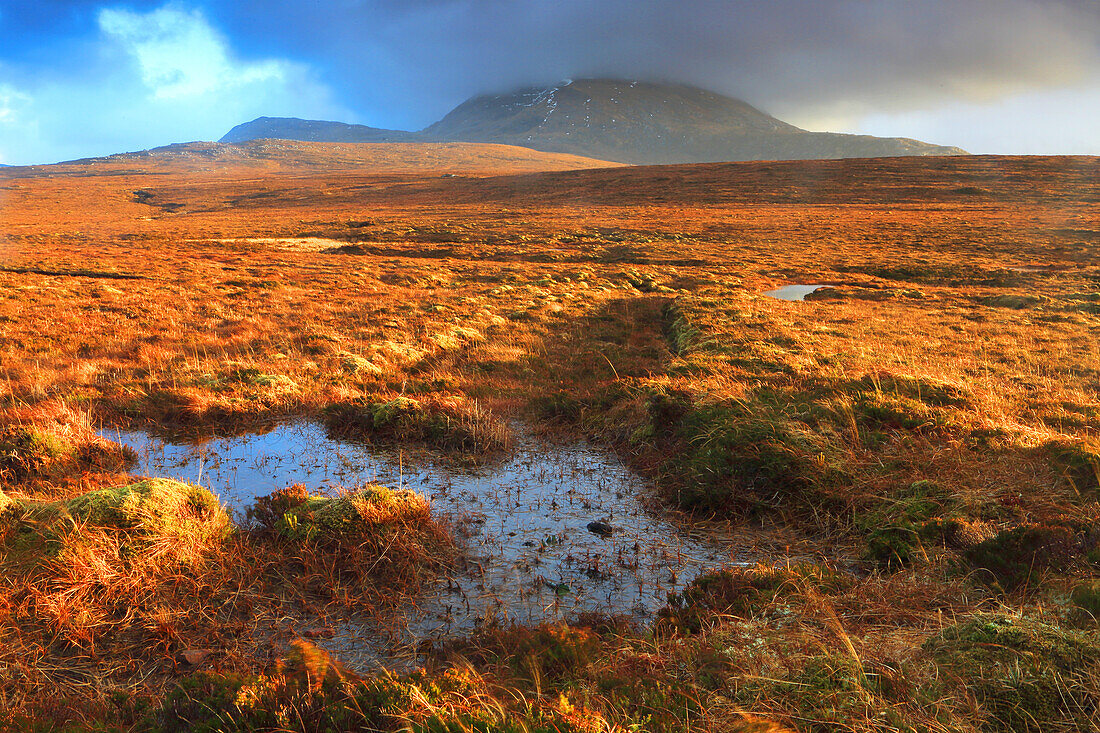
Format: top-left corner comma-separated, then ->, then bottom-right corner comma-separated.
97,5 -> 290,100
846,83 -> 1100,155
0,3 -> 351,165
0,83 -> 30,124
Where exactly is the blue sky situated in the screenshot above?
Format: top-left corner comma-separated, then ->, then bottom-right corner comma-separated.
1,0 -> 1098,165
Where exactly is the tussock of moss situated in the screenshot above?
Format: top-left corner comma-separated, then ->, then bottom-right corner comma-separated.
853,391 -> 938,431
980,293 -> 1049,309
857,373 -> 972,408
963,524 -> 1077,590
669,398 -> 844,513
925,614 -> 1100,731
251,484 -> 434,545
4,479 -> 229,564
1,424 -> 137,483
248,484 -> 453,588
437,621 -> 702,732
660,563 -> 852,633
0,425 -> 72,481
1045,440 -> 1100,492
1072,581 -> 1100,619
65,478 -> 227,540
325,395 -> 510,456
860,480 -> 959,569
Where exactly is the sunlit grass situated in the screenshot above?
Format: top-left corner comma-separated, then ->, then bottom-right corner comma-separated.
1,150 -> 1099,729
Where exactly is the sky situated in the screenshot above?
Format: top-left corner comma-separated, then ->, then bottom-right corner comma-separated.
0,0 -> 1098,165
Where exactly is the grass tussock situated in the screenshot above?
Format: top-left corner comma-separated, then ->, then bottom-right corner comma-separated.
155,639 -> 610,733
325,394 -> 512,458
246,483 -> 454,587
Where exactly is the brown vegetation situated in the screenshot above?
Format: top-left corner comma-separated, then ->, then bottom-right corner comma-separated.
1,143 -> 1099,729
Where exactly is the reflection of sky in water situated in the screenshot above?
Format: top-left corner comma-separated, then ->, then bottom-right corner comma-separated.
764,284 -> 832,300
102,422 -> 752,669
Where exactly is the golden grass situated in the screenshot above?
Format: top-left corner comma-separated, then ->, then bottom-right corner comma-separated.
1,147 -> 1099,729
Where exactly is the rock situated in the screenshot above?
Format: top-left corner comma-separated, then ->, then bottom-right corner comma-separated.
586,520 -> 614,536
179,649 -> 212,666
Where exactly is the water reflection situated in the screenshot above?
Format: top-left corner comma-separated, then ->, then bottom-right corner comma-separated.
764,284 -> 832,300
103,422 -> 752,668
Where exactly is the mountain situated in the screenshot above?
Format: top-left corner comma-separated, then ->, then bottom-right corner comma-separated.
221,79 -> 967,164
220,117 -> 422,144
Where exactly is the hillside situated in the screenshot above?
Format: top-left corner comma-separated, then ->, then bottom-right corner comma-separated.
57,139 -> 621,175
222,78 -> 968,164
220,117 -> 423,145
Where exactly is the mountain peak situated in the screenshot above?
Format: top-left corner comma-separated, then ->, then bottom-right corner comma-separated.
222,78 -> 967,164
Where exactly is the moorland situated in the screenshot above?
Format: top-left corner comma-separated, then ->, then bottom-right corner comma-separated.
1,140 -> 1099,732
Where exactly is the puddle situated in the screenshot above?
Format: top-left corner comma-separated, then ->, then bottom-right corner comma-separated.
764,284 -> 833,301
102,423 -> 752,669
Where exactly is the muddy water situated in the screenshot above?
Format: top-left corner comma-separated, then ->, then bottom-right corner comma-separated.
764,284 -> 833,300
102,423 -> 749,669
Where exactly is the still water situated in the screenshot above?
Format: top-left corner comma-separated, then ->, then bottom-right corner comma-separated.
764,284 -> 832,300
103,422 -> 750,667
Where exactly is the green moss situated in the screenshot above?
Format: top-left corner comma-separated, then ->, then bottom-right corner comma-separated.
156,641 -> 591,733
864,525 -> 923,570
1072,581 -> 1100,619
326,396 -> 510,455
338,352 -> 382,376
980,293 -> 1049,309
858,374 -> 971,408
1,479 -> 228,568
733,652 -> 940,732
660,563 -> 851,633
0,426 -> 72,480
925,614 -> 1100,731
531,391 -> 585,422
64,478 -> 228,541
670,399 -> 841,512
860,480 -> 958,570
507,624 -> 602,682
854,392 -> 937,431
1045,440 -> 1100,492
253,485 -> 430,545
963,524 -> 1076,590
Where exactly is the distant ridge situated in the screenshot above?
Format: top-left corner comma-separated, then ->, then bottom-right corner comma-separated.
62,139 -> 622,174
220,117 -> 421,145
221,78 -> 967,164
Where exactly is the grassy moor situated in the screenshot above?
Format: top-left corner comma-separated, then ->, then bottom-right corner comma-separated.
2,140 -> 1100,731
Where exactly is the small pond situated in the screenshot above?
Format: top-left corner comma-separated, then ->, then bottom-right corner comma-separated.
102,422 -> 753,669
764,284 -> 833,301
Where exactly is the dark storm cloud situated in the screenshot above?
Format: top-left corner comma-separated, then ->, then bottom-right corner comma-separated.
1,0 -> 1097,162
204,0 -> 1100,128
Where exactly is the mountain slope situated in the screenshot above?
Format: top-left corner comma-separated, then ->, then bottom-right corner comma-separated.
220,117 -> 424,144
222,79 -> 967,164
66,139 -> 622,174
425,79 -> 966,164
